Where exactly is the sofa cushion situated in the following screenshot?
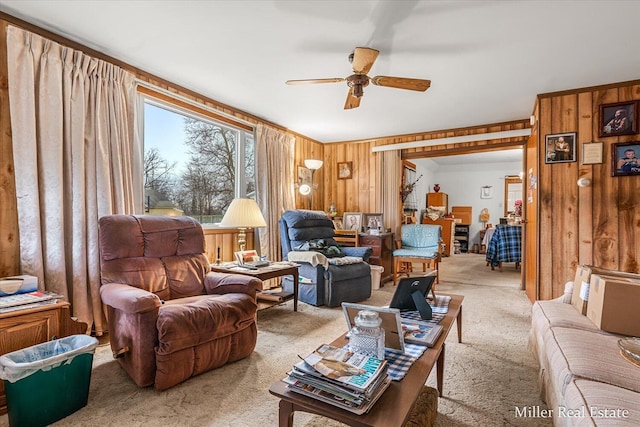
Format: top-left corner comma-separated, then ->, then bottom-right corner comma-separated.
546,327 -> 640,396
564,379 -> 640,426
100,257 -> 170,300
289,227 -> 336,243
281,209 -> 333,228
162,253 -> 209,299
156,294 -> 256,355
533,300 -> 601,333
393,247 -> 439,258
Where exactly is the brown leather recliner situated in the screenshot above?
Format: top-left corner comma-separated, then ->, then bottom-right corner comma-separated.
98,214 -> 261,390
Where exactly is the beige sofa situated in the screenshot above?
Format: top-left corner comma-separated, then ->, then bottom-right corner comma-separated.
529,283 -> 640,426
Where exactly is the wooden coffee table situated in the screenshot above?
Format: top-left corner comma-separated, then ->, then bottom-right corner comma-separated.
210,263 -> 299,311
269,293 -> 463,426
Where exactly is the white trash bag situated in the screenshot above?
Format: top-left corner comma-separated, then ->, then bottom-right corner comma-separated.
0,335 -> 98,383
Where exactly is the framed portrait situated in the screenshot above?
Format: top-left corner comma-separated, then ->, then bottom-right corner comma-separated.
611,142 -> 640,177
545,132 -> 576,164
297,166 -> 311,186
337,161 -> 353,180
599,101 -> 637,138
480,186 -> 493,199
342,212 -> 362,231
332,218 -> 343,230
363,213 -> 383,231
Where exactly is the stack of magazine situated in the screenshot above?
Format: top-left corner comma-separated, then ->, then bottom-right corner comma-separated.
283,344 -> 391,415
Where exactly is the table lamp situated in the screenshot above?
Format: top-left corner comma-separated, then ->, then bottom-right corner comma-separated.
219,198 -> 267,252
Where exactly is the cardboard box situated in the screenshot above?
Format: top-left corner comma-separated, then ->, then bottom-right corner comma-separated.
451,206 -> 472,225
586,274 -> 640,336
571,265 -> 640,316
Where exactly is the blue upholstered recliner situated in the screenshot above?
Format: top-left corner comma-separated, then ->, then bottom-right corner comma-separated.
393,224 -> 442,286
279,210 -> 373,307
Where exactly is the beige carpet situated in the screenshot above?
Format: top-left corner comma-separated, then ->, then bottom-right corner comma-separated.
0,254 -> 550,427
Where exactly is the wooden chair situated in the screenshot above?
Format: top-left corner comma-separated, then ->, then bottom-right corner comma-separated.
393,224 -> 442,287
334,229 -> 360,247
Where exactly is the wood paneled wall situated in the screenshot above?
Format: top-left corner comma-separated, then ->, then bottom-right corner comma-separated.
318,120 -> 530,218
203,228 -> 255,263
536,80 -> 640,299
320,141 -> 381,215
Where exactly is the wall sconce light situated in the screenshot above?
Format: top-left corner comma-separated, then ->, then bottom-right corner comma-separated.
577,177 -> 591,187
298,184 -> 311,195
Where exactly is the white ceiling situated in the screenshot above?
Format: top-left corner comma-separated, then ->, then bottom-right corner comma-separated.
2,0 -> 640,147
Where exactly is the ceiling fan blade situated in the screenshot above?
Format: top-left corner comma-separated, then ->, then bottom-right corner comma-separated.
351,47 -> 379,74
344,87 -> 361,110
370,76 -> 431,92
285,78 -> 345,85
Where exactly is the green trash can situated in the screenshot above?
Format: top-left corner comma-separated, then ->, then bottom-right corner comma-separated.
0,334 -> 98,427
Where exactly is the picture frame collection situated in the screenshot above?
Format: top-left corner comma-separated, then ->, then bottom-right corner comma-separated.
336,212 -> 384,233
545,100 -> 639,177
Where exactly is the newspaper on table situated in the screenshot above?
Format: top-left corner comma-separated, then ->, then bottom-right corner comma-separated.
303,344 -> 386,393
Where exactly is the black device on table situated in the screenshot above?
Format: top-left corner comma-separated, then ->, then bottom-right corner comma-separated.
389,275 -> 436,320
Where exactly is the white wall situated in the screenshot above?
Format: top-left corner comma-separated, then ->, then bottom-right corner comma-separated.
413,159 -> 522,248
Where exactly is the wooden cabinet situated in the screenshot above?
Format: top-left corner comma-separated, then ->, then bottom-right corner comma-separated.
420,217 -> 455,256
426,192 -> 448,212
359,233 -> 394,284
0,301 -> 87,414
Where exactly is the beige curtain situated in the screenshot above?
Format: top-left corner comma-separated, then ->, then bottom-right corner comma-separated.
255,124 -> 295,266
381,150 -> 402,236
6,27 -> 142,335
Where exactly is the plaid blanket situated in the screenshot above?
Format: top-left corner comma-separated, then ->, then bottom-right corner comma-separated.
485,224 -> 521,267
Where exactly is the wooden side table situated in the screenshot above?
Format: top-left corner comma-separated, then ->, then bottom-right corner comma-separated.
0,301 -> 87,414
359,233 -> 394,284
210,263 -> 300,311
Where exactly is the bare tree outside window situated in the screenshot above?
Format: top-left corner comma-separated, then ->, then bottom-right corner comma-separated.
143,102 -> 254,223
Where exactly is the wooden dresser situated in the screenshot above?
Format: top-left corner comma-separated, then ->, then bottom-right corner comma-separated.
0,301 -> 87,414
420,217 -> 455,256
359,233 -> 394,284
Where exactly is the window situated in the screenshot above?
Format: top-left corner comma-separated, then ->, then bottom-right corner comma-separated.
142,98 -> 255,224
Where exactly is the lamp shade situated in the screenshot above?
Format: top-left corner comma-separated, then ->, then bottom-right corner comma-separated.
304,159 -> 323,170
219,198 -> 267,228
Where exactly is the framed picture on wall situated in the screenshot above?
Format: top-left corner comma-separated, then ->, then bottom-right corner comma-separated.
545,132 -> 576,164
342,212 -> 362,231
611,142 -> 640,177
599,101 -> 637,138
338,161 -> 353,179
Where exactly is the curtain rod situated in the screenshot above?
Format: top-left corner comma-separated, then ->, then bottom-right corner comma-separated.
372,129 -> 531,152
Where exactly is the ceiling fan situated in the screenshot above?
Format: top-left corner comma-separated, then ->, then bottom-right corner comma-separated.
285,47 -> 431,110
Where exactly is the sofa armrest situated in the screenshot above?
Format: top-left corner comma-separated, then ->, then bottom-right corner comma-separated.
342,246 -> 373,261
204,272 -> 262,297
100,283 -> 162,314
